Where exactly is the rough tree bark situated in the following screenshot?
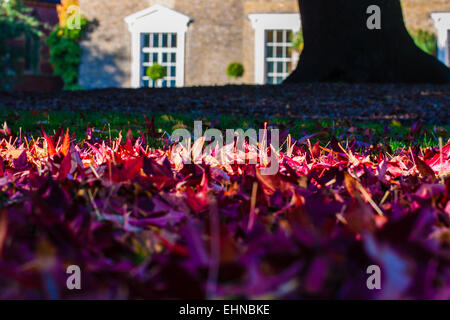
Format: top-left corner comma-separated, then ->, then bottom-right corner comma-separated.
284,0 -> 450,84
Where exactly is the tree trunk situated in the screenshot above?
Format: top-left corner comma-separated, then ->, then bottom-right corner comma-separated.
284,0 -> 450,84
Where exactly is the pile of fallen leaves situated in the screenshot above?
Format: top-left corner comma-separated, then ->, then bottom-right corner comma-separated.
0,122 -> 449,299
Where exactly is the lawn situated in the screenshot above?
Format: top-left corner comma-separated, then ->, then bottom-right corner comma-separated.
2,110 -> 448,151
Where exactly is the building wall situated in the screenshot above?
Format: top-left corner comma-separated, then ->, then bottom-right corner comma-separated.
242,1 -> 299,85
401,0 -> 450,32
79,0 -> 299,88
78,0 -> 449,89
79,0 -> 157,89
175,0 -> 243,86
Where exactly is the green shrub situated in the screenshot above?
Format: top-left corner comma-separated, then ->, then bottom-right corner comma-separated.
409,29 -> 437,57
146,63 -> 167,87
226,62 -> 244,79
290,30 -> 304,52
46,14 -> 88,90
0,0 -> 43,90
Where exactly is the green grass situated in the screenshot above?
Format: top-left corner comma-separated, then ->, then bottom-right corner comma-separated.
1,110 -> 448,151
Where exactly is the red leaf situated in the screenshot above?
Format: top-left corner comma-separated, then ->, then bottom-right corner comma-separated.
126,129 -> 133,143
344,197 -> 376,234
185,172 -> 209,214
311,141 -> 321,159
413,154 -> 436,181
41,127 -> 56,156
344,172 -> 359,198
12,150 -> 28,170
110,157 -> 143,182
154,234 -> 189,257
61,129 -> 70,156
58,151 -> 72,181
143,156 -> 173,178
256,167 -> 280,196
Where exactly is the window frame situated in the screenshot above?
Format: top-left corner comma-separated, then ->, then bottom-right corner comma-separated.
125,4 -> 190,88
431,12 -> 450,67
447,29 -> 450,66
249,13 -> 301,84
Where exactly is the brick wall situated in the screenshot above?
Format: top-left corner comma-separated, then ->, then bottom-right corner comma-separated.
78,0 -> 450,89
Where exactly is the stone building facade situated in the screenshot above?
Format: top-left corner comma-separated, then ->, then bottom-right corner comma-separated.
78,0 -> 450,89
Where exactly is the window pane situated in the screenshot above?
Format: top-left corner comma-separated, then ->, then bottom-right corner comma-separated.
153,33 -> 159,47
162,53 -> 167,63
152,53 -> 158,63
143,80 -> 149,88
267,30 -> 274,43
267,62 -> 274,73
143,34 -> 149,47
276,46 -> 283,57
171,34 -> 177,47
267,77 -> 274,84
142,66 -> 147,76
162,33 -> 168,47
276,31 -> 283,43
170,80 -> 176,87
171,53 -> 176,63
266,45 -> 273,58
277,62 -> 283,73
143,53 -> 149,63
170,66 -> 176,77
287,31 -> 292,43
162,80 -> 167,87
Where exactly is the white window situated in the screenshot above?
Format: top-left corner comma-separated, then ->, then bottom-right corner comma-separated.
265,30 -> 293,84
431,12 -> 450,67
141,33 -> 178,87
249,13 -> 301,84
125,5 -> 190,88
